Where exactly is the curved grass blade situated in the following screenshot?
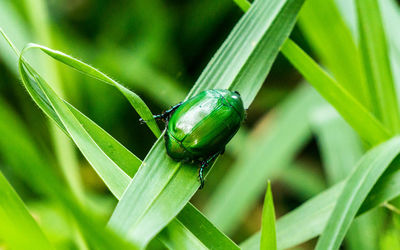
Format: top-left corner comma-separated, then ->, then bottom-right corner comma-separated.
356,0 -> 400,133
108,0 -> 305,247
315,137 -> 400,250
0,28 -> 137,197
19,59 -> 131,198
281,39 -> 390,145
260,182 -> 277,250
241,139 -> 400,250
0,171 -> 53,250
22,43 -> 161,137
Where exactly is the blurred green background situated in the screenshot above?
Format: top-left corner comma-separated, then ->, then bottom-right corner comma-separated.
1,0 -> 400,249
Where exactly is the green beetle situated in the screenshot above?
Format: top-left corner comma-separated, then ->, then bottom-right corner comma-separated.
141,89 -> 245,188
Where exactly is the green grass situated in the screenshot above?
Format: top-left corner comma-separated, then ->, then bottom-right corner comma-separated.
260,182 -> 277,250
1,0 -> 400,249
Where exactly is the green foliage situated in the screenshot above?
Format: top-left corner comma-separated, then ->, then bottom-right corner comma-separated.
316,137 -> 400,249
356,0 -> 400,133
260,182 -> 277,250
0,171 -> 52,250
281,39 -> 390,145
107,0 -> 304,248
298,0 -> 369,109
1,0 -> 400,249
204,84 -> 323,233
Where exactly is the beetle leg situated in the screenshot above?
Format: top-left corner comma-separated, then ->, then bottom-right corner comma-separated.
198,163 -> 207,189
197,150 -> 223,189
139,102 -> 182,124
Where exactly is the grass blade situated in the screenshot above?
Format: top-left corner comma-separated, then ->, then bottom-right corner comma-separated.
107,0 -> 304,247
0,171 -> 53,250
241,183 -> 344,250
22,43 -> 161,138
0,0 -> 30,73
241,138 -> 400,250
260,182 -> 277,250
186,0 -> 304,106
157,220 -> 207,250
316,137 -> 400,250
23,0 -> 85,204
175,204 -> 240,250
66,104 -> 141,178
233,0 -> 251,12
298,0 -> 369,109
158,204 -> 239,250
0,29 -> 136,198
281,39 -> 390,145
311,106 -> 379,250
356,0 -> 400,133
19,57 -> 131,198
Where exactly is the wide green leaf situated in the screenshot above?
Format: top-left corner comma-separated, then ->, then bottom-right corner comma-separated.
316,137 -> 400,249
356,0 -> 400,133
281,39 -> 390,145
260,182 -> 277,250
0,171 -> 53,250
107,0 -> 304,247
